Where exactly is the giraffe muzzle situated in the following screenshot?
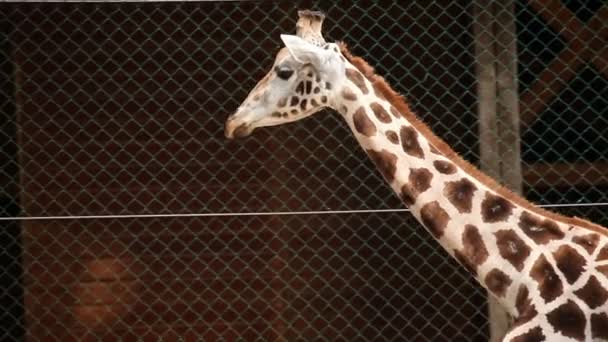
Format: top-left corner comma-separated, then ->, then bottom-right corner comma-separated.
225,117 -> 254,139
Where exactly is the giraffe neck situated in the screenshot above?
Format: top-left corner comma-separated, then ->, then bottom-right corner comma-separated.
335,66 -> 519,314
332,54 -> 608,326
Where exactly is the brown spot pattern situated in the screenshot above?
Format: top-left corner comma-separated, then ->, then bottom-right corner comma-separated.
460,225 -> 488,273
598,264 -> 608,279
399,169 -> 433,208
514,314 -> 541,336
454,250 -> 476,275
409,168 -> 433,194
290,96 -> 299,107
346,68 -> 369,94
444,178 -> 477,213
485,268 -> 512,298
597,245 -> 608,261
370,102 -> 392,123
420,201 -> 450,239
341,87 -> 358,101
515,285 -> 532,316
400,184 -> 416,207
296,81 -> 305,95
400,126 -> 424,159
321,95 -> 328,104
353,107 -> 376,137
433,160 -> 457,174
546,300 -> 586,341
553,245 -> 586,284
514,285 -> 539,329
530,254 -> 563,302
386,130 -> 399,144
277,97 -> 288,108
495,230 -> 531,271
572,233 -> 600,255
481,193 -> 514,223
366,149 -> 397,183
574,275 -> 608,309
300,99 -> 308,111
519,211 -> 564,245
591,313 -> 608,340
511,327 -> 545,342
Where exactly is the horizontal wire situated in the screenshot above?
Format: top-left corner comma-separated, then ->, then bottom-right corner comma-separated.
1,202 -> 607,221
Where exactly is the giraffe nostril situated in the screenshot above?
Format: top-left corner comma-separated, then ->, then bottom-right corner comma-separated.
225,117 -> 249,139
225,111 -> 256,139
231,123 -> 252,138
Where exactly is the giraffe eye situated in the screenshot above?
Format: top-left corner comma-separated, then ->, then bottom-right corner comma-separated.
275,66 -> 294,80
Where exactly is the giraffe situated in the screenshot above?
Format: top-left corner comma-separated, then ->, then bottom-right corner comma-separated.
224,10 -> 608,341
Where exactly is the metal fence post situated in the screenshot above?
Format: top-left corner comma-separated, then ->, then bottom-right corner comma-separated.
474,0 -> 521,340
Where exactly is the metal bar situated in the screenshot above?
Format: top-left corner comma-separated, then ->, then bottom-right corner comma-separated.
2,203 -> 608,221
521,3 -> 608,127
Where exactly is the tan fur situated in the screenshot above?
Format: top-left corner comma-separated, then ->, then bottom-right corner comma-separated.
339,43 -> 608,237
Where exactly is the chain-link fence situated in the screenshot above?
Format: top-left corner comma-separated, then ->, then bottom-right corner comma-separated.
1,1 -> 606,341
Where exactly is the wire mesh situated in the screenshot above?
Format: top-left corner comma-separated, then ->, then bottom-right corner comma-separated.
1,0 -> 606,341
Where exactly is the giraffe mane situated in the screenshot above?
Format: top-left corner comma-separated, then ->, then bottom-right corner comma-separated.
338,42 -> 608,237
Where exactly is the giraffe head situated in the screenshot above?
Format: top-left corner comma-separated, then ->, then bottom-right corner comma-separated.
225,10 -> 346,138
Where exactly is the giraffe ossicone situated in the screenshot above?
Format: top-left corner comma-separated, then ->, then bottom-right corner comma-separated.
225,10 -> 608,342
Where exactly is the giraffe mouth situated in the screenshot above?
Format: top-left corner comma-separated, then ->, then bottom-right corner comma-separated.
225,117 -> 254,139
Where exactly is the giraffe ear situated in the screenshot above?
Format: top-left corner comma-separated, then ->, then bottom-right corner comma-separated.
280,34 -> 326,67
